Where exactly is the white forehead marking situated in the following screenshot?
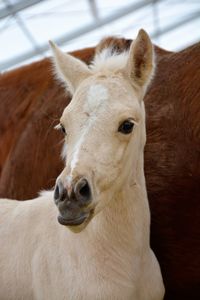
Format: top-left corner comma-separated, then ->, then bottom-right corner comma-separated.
70,84 -> 108,173
86,84 -> 108,112
70,129 -> 87,172
60,84 -> 107,173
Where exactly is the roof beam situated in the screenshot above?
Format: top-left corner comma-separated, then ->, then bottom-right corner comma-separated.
0,0 -> 155,71
0,0 -> 46,19
88,0 -> 99,20
151,12 -> 200,39
1,1 -> 200,71
2,0 -> 43,56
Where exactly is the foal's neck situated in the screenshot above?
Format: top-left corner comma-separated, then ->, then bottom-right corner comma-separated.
90,155 -> 150,255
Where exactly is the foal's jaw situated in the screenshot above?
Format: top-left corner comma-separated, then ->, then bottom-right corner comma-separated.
56,202 -> 95,233
59,211 -> 94,233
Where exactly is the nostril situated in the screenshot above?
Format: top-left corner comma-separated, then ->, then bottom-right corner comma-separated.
54,184 -> 60,200
75,178 -> 91,202
79,181 -> 90,198
54,181 -> 66,202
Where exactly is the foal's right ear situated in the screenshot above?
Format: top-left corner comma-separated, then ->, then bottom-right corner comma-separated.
49,41 -> 92,95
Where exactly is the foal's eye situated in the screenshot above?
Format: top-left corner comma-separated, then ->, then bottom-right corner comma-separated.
118,119 -> 134,134
60,124 -> 66,135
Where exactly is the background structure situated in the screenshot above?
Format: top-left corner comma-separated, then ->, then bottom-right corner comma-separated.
0,0 -> 199,71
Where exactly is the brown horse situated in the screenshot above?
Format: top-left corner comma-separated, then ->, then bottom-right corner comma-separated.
0,36 -> 199,299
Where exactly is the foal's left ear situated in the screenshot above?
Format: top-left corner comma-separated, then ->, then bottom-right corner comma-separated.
126,29 -> 154,93
49,41 -> 92,94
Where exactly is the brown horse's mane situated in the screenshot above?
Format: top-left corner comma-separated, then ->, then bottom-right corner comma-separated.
0,37 -> 200,300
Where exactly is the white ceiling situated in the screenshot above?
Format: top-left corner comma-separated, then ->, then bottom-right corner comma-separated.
0,0 -> 200,71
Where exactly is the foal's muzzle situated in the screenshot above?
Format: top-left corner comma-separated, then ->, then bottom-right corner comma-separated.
54,177 -> 92,226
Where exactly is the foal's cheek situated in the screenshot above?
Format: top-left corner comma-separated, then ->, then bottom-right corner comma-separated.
110,141 -> 128,169
94,161 -> 122,195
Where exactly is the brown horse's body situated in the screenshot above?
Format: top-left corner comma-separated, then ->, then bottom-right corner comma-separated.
0,39 -> 199,299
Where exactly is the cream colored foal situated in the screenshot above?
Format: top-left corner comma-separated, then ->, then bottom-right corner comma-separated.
0,29 -> 164,300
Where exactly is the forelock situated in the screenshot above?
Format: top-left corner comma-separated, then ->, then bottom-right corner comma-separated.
89,47 -> 129,74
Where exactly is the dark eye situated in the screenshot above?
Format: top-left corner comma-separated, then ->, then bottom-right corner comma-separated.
60,124 -> 66,135
118,119 -> 134,134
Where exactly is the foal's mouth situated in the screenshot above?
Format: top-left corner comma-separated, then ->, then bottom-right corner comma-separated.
58,212 -> 90,226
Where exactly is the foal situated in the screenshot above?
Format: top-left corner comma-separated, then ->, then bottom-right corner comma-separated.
0,30 -> 164,299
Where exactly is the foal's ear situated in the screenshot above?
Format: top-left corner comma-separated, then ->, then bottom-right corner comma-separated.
49,41 -> 92,94
126,29 -> 154,92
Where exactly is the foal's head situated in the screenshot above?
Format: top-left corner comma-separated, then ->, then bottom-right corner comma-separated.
50,30 -> 154,232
